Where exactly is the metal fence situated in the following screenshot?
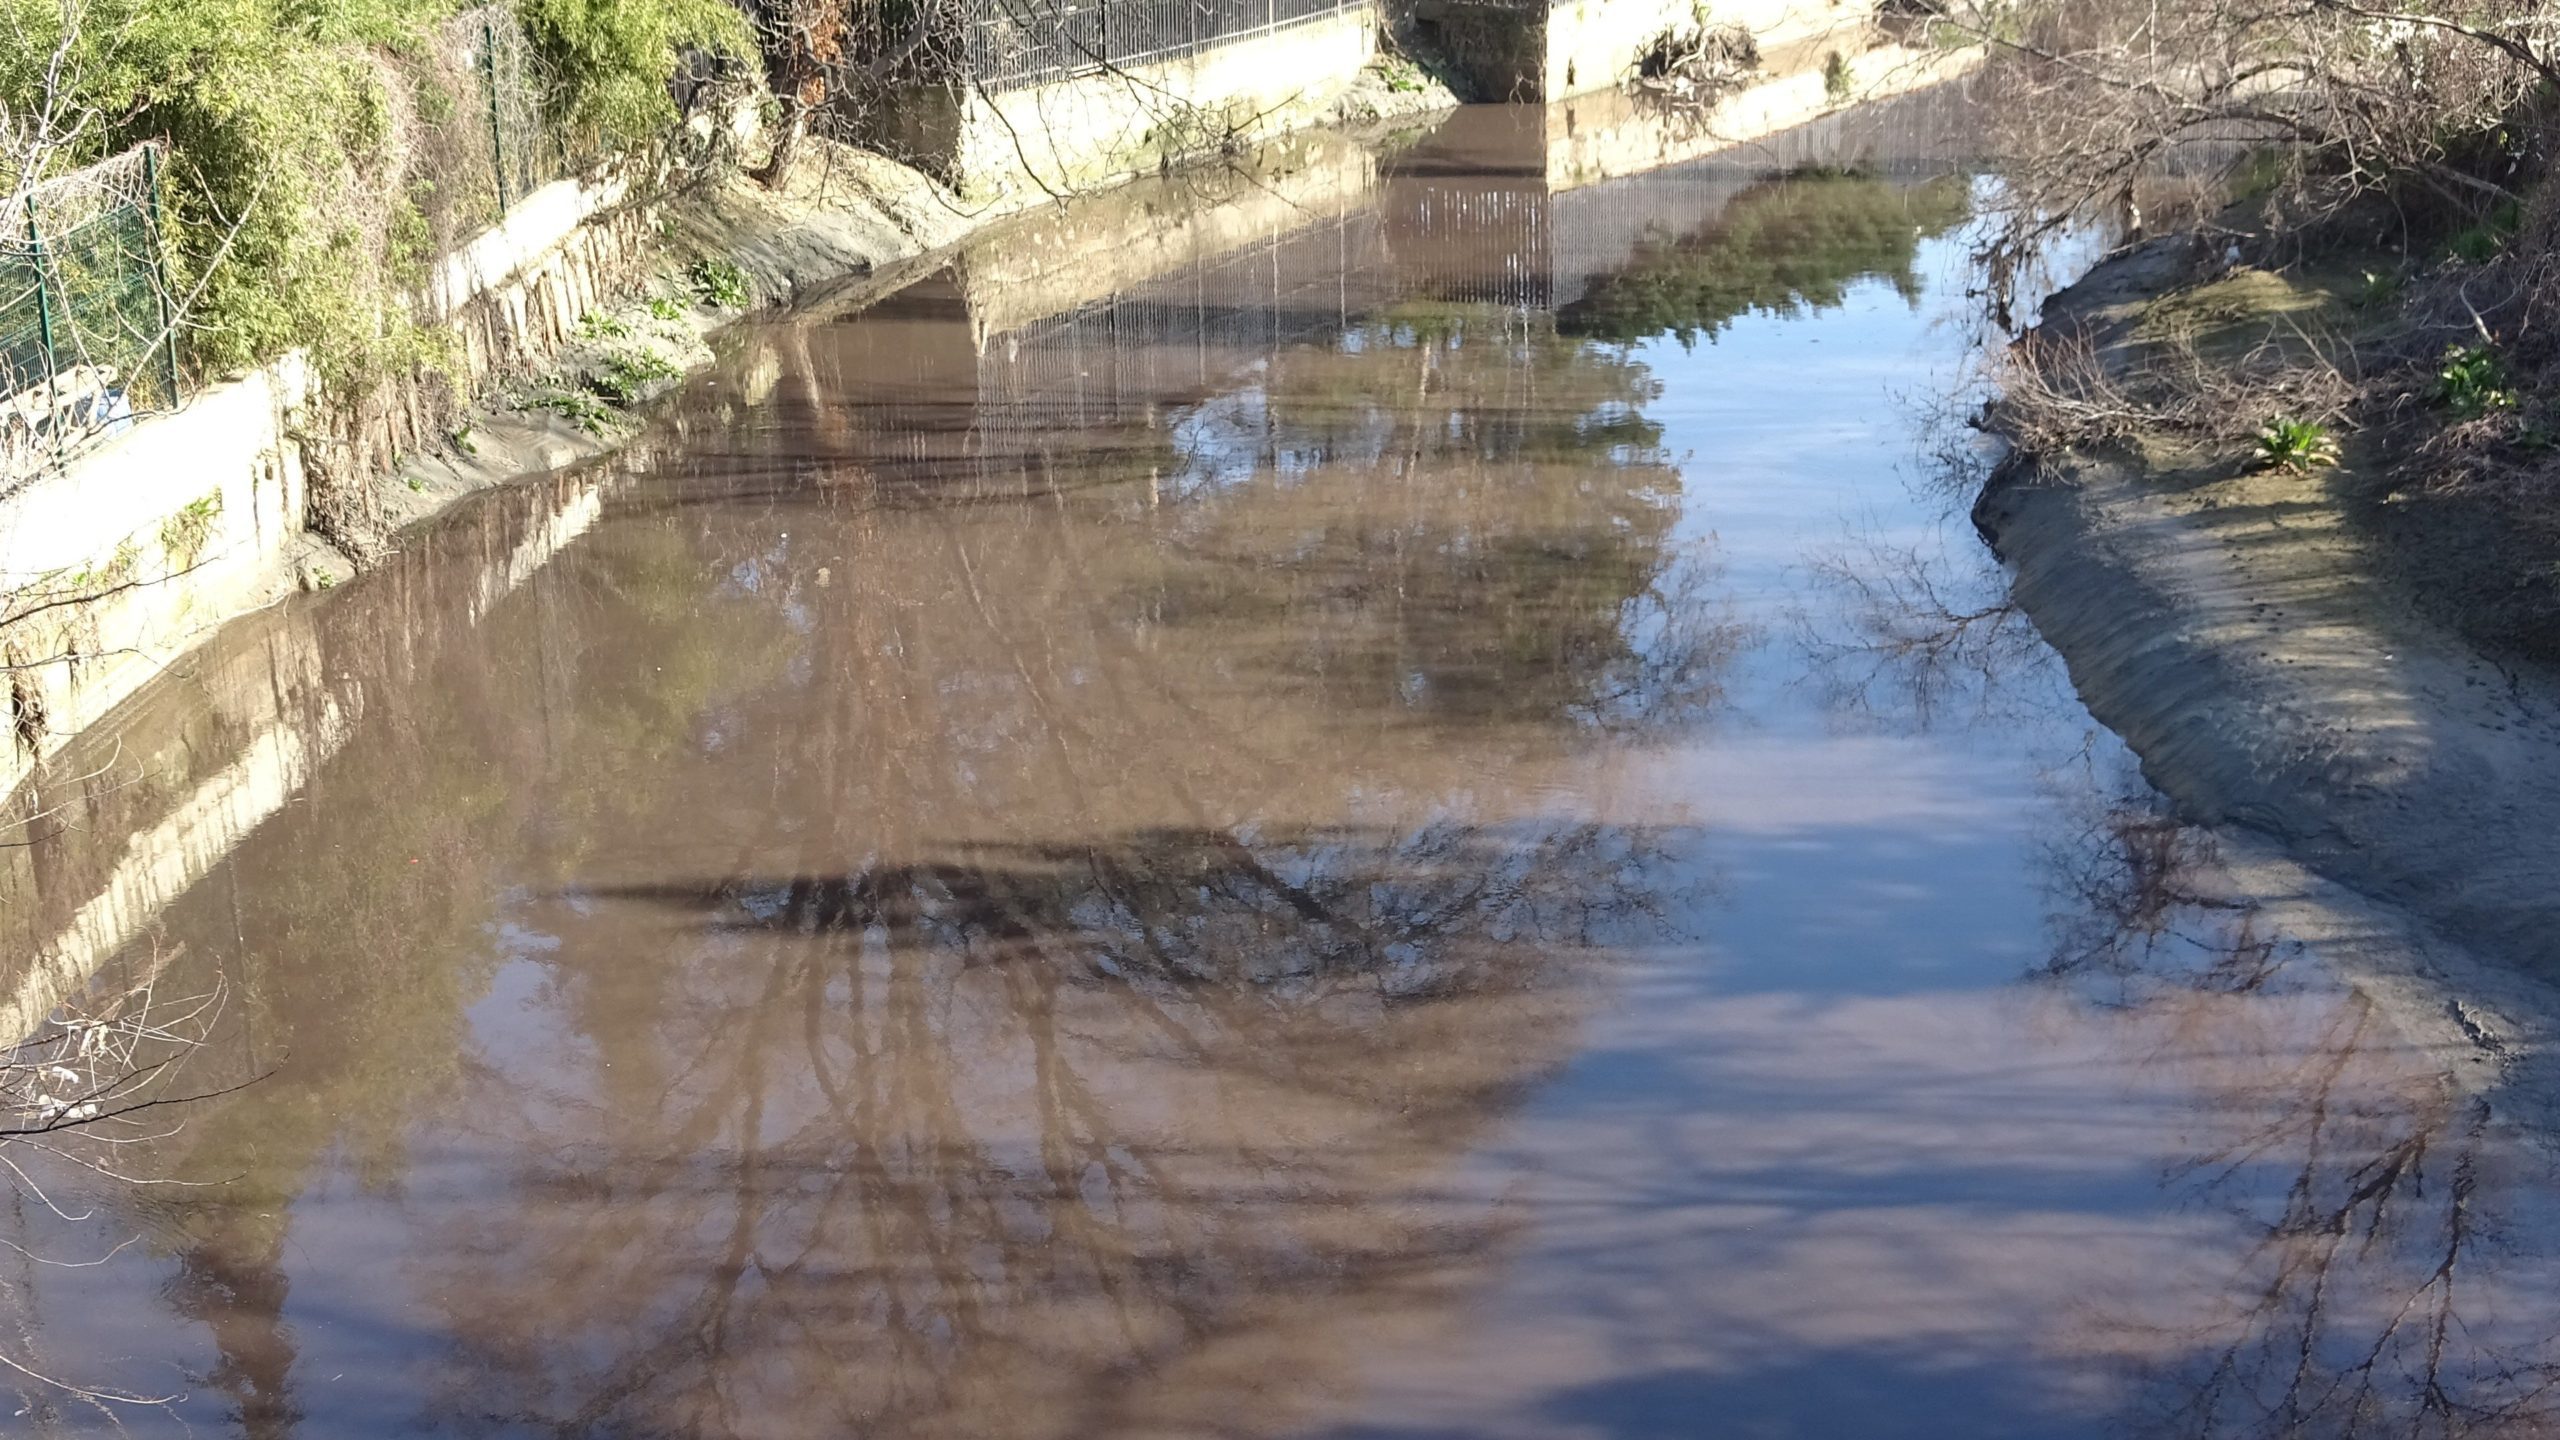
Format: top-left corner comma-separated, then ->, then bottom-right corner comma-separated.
964,0 -> 1371,92
415,5 -> 567,253
0,7 -> 563,493
1,144 -> 181,494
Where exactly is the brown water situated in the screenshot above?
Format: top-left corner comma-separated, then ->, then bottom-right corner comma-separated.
2,100 -> 2557,1439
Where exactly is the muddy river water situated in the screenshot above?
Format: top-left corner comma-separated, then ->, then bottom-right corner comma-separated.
2,98 -> 2556,1438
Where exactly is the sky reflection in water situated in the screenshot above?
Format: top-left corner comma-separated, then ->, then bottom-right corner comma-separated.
0,96 -> 2555,1440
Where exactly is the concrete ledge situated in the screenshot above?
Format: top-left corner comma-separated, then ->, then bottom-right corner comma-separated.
871,6 -> 1381,205
0,355 -> 318,803
1419,0 -> 1850,102
425,175 -> 629,322
955,128 -> 1381,337
0,165 -> 647,804
1540,34 -> 1983,190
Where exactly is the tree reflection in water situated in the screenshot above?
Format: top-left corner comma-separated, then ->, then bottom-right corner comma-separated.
437,818 -> 1674,1438
1557,172 -> 1971,348
1804,527 -> 2560,1440
28,270 -> 1722,1437
2038,757 -> 2560,1440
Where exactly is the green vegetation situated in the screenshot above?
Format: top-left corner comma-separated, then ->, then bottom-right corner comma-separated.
1822,50 -> 1854,104
45,540 -> 142,600
1558,172 -> 1971,347
524,385 -> 613,432
2445,199 -> 2523,263
0,0 -> 752,391
2348,268 -> 2402,310
589,347 -> 680,404
2250,418 -> 2339,472
688,256 -> 752,310
157,491 -> 225,565
518,0 -> 751,149
647,294 -> 687,322
1370,50 -> 1428,94
2438,345 -> 2517,418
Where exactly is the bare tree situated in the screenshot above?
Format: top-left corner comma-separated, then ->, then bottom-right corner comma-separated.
1922,0 -> 2559,268
0,952 -> 232,1423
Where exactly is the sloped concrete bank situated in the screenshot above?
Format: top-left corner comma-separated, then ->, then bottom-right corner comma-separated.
1974,239 -> 2560,1117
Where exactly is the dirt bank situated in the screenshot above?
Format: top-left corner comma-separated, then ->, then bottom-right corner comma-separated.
1975,238 -> 2560,1120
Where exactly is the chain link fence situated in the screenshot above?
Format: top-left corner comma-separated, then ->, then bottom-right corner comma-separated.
0,8 -> 572,495
1,144 -> 181,496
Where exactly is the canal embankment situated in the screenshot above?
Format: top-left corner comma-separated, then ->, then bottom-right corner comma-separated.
1975,236 -> 2560,1122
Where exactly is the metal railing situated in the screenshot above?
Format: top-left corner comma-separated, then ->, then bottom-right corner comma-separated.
415,6 -> 570,253
963,0 -> 1371,92
1,144 -> 181,495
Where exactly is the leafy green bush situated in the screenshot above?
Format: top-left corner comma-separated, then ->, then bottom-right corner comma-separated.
588,347 -> 680,404
0,0 -> 752,392
517,0 -> 752,148
2439,345 -> 2518,418
2250,417 -> 2339,471
688,256 -> 751,309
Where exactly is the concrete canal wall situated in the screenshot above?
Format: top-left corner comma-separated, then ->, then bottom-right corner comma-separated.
871,3 -> 1384,206
1419,0 -> 1857,102
0,169 -> 673,808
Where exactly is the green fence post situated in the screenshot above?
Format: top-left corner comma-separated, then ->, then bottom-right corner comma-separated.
142,142 -> 181,406
24,197 -> 57,400
485,16 -> 510,210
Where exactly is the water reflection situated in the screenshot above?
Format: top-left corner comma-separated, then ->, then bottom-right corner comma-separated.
2,93 -> 2551,1440
2018,757 -> 2560,1440
415,816 -> 1666,1437
1801,510 -> 2560,1440
1557,171 -> 1969,347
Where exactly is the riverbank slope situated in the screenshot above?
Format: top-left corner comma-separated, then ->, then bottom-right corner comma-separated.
1975,238 -> 2560,1118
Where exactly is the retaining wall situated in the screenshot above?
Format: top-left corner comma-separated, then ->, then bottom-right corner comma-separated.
1420,0 -> 1852,102
867,4 -> 1380,205
0,172 -> 658,805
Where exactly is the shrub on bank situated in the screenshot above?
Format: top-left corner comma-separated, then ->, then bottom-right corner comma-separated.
0,0 -> 753,389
